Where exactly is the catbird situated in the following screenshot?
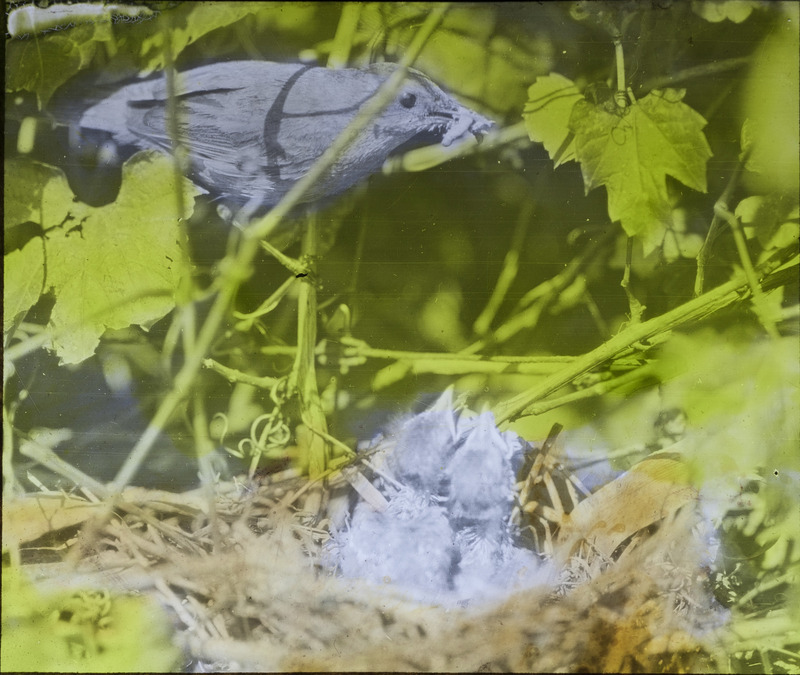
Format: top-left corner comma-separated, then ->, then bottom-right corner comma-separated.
65,60 -> 494,211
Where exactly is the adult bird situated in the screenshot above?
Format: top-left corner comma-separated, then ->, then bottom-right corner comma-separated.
65,60 -> 494,217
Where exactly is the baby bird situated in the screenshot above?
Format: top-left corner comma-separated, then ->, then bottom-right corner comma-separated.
328,394 -> 543,606
383,390 -> 459,495
446,411 -> 518,528
330,486 -> 456,602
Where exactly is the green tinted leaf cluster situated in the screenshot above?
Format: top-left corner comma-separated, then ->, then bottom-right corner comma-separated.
1,565 -> 181,672
5,22 -> 108,107
4,153 -> 197,364
524,77 -> 713,254
571,89 -> 712,254
5,3 -> 321,105
654,330 -> 800,483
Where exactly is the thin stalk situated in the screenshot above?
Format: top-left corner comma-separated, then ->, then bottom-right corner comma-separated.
714,201 -> 780,338
289,214 -> 329,481
519,364 -> 654,417
494,261 -> 778,425
473,199 -> 534,336
695,156 -> 745,296
621,236 -> 646,323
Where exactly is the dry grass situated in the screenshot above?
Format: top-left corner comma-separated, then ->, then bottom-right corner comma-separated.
9,466 -> 739,673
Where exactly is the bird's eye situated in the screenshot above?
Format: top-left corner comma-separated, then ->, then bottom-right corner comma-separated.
399,92 -> 417,109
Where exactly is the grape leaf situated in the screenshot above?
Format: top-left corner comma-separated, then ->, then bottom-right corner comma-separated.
5,22 -> 107,107
139,3 -> 269,73
42,153 -> 197,364
570,89 -> 712,254
654,330 -> 800,485
523,73 -> 582,166
4,153 -> 198,365
3,239 -> 45,334
4,159 -> 75,233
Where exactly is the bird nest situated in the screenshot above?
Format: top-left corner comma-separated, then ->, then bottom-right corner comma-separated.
5,458 -> 772,674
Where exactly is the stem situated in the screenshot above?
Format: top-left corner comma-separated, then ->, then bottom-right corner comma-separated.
460,229 -> 612,355
289,215 -> 329,480
2,367 -> 20,498
191,389 -> 221,552
641,57 -> 750,91
621,236 -> 646,323
614,37 -> 626,96
231,275 -> 296,323
473,200 -> 533,336
695,153 -> 745,296
327,3 -> 362,69
203,359 -> 280,389
519,365 -> 654,417
613,37 -> 628,108
714,202 -> 780,338
345,344 -> 575,364
161,19 -> 188,238
260,239 -> 309,277
383,121 -> 529,175
494,261 -> 776,425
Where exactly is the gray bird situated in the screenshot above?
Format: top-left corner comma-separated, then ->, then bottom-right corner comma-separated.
327,398 -> 545,606
383,406 -> 458,495
330,486 -> 456,602
446,411 -> 519,528
71,60 -> 494,210
453,527 -> 544,604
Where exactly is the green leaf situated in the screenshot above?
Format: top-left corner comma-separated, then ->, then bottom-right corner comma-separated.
654,330 -> 800,485
692,0 -> 759,23
570,89 -> 712,254
523,73 -> 582,166
3,239 -> 45,334
41,152 -> 197,364
742,6 -> 800,194
736,194 -> 800,252
5,22 -> 105,107
4,158 -> 76,233
139,2 -> 266,72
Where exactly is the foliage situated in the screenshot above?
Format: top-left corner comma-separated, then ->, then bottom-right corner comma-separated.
1,564 -> 181,672
5,153 -> 196,364
3,1 -> 799,669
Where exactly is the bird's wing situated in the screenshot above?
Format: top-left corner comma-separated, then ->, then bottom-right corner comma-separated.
78,61 -> 307,152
